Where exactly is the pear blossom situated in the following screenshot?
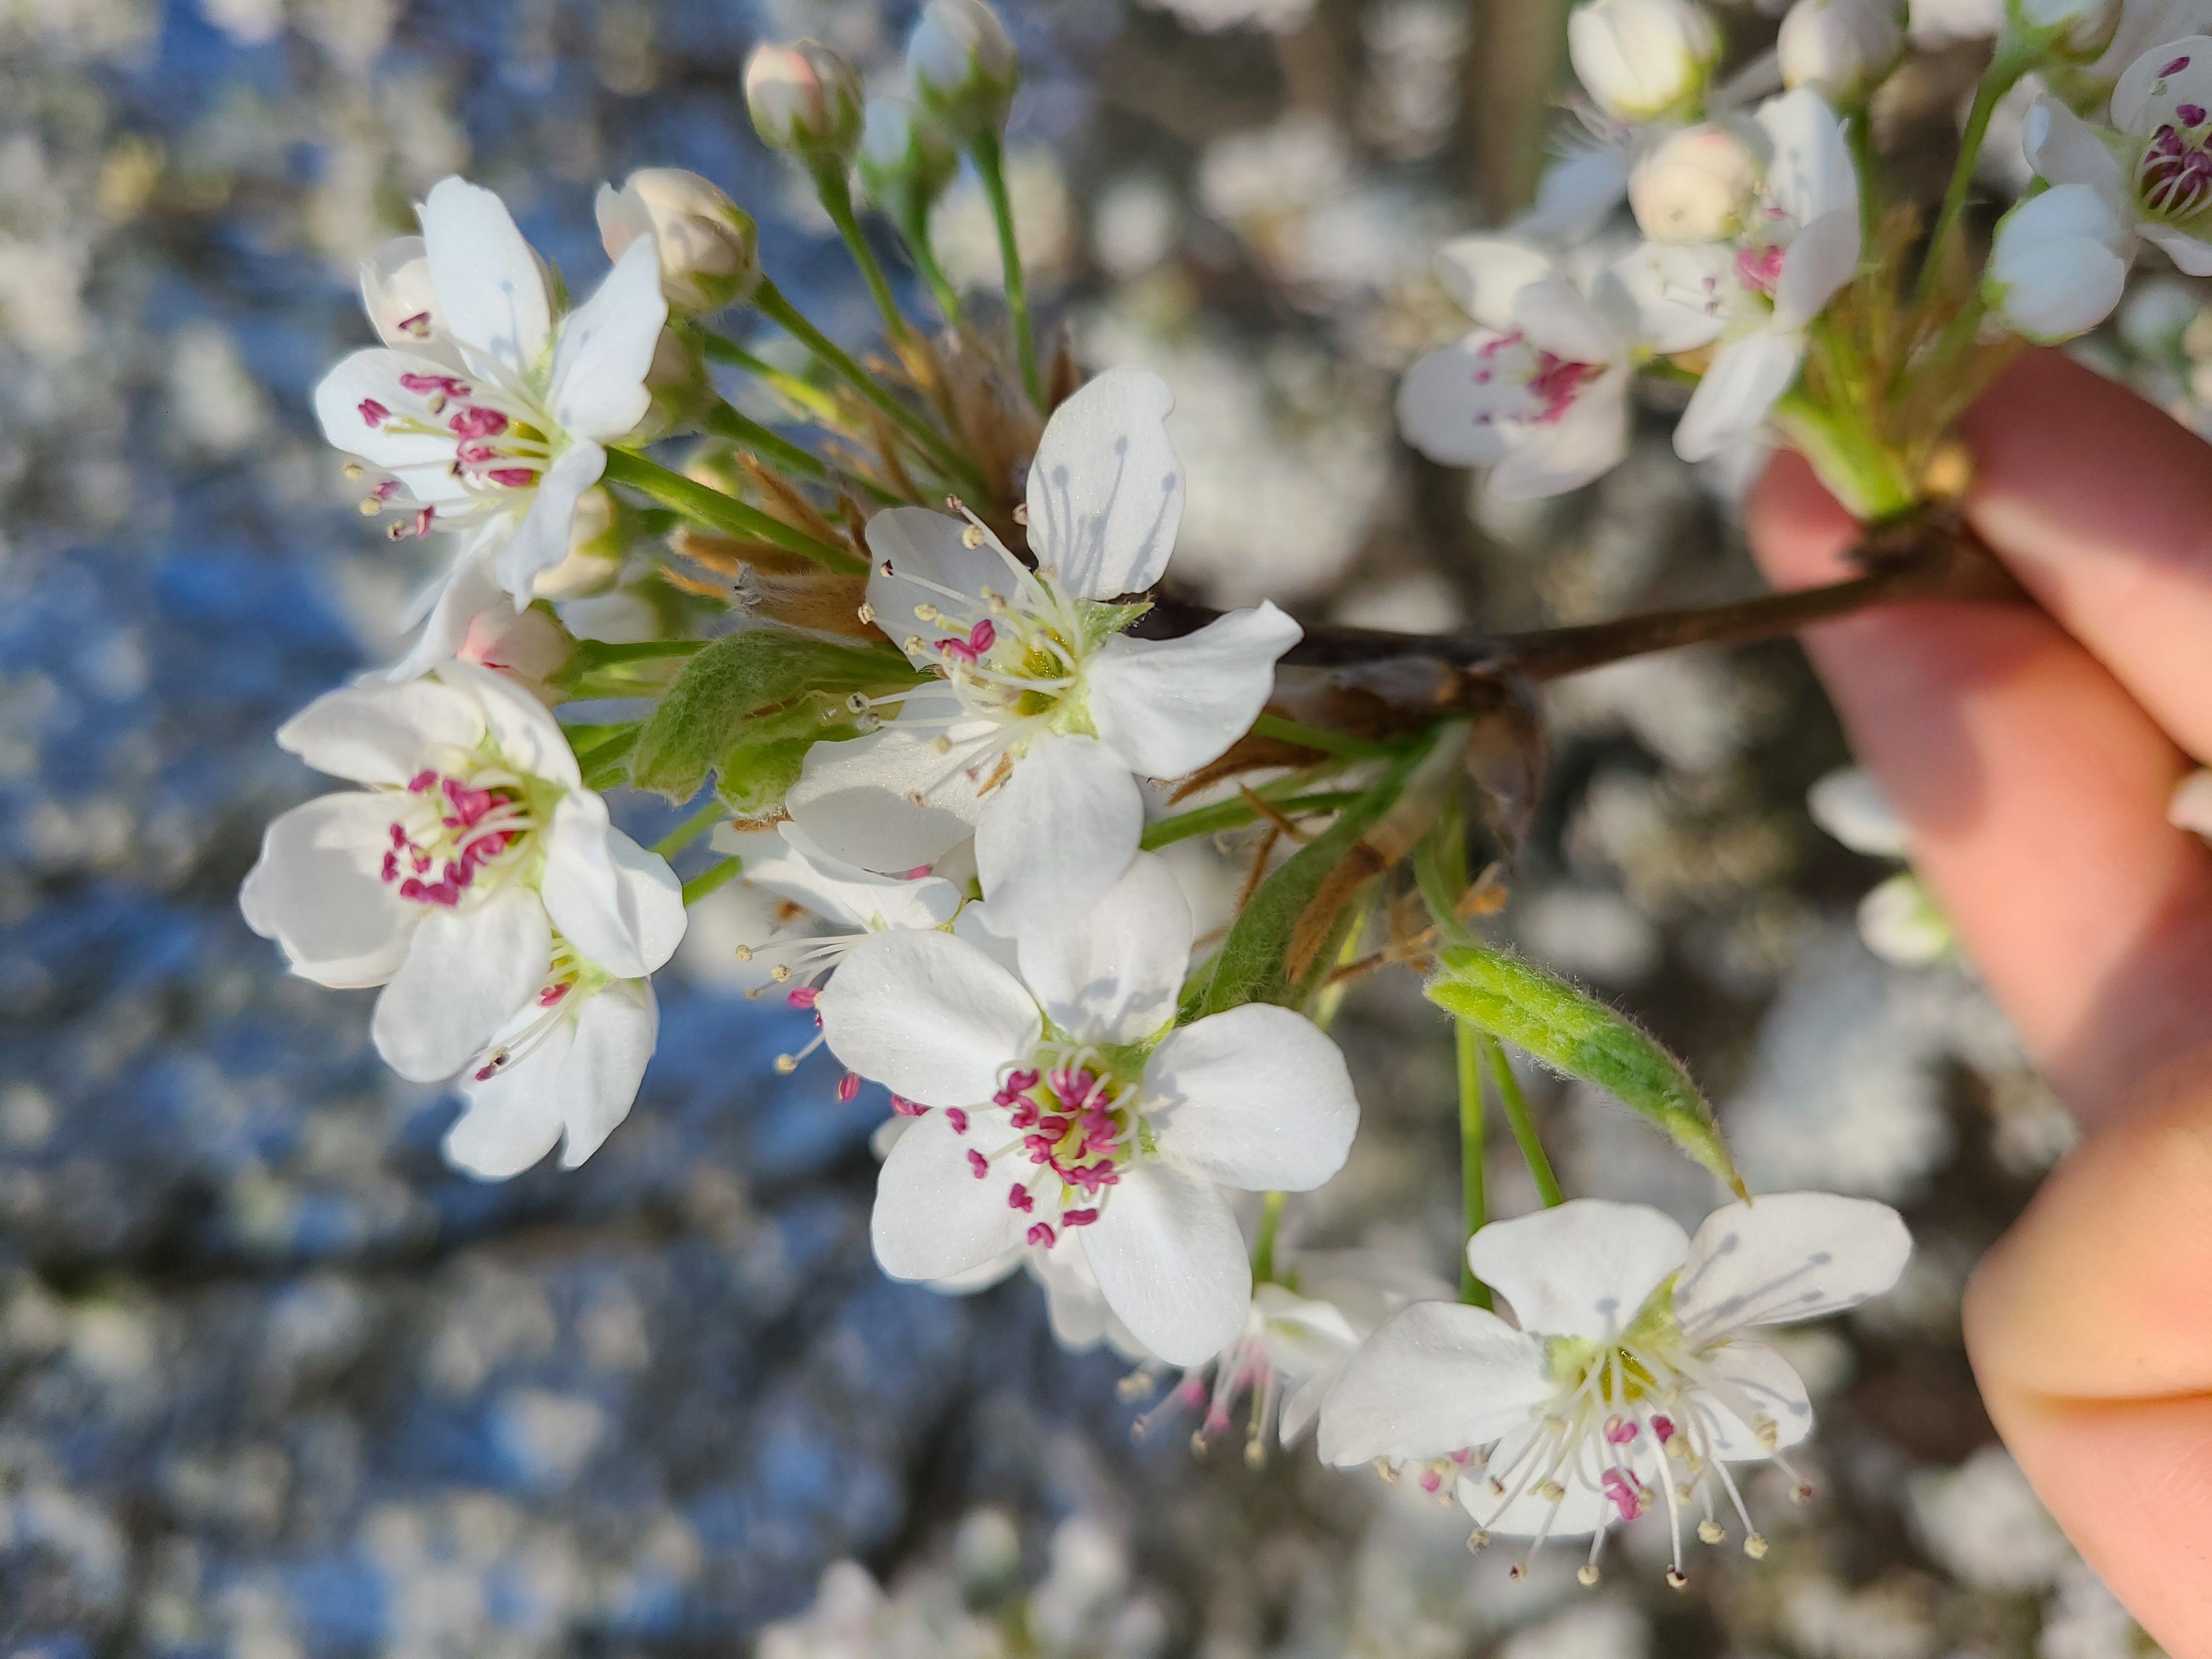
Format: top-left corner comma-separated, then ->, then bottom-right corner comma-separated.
1396,238 -> 1643,498
745,41 -> 867,159
442,954 -> 659,1178
786,368 -> 1301,935
2022,39 -> 2212,276
1615,88 -> 1863,460
1983,183 -> 2131,341
1317,1194 -> 1910,1585
2012,0 -> 2121,53
458,604 -> 573,704
1778,0 -> 1905,101
314,177 -> 668,679
239,661 -> 685,1085
1566,0 -> 1723,125
595,168 -> 760,315
1629,125 -> 1766,243
910,0 -> 1022,138
816,853 -> 1360,1366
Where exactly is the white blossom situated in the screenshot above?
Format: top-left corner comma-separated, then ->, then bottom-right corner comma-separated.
816,853 -> 1359,1365
1567,0 -> 1723,124
1984,183 -> 2131,341
2024,38 -> 2212,276
1779,0 -> 1905,101
744,41 -> 866,158
1629,125 -> 1766,243
595,168 -> 760,315
314,178 -> 668,678
1317,1194 -> 1910,1584
786,368 -> 1300,935
910,0 -> 1022,137
239,661 -> 685,1086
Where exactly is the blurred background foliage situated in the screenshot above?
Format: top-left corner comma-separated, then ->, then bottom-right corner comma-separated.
0,0 -> 2159,1653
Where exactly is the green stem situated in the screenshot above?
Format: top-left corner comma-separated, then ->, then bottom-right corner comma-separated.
1248,713 -> 1406,761
601,449 -> 865,573
895,202 -> 963,323
1413,831 -> 1475,950
1484,1034 -> 1562,1208
972,131 -> 1042,408
681,857 -> 746,906
1848,107 -> 1879,250
1251,1189 -> 1286,1285
753,277 -> 984,494
1138,788 -> 1364,851
699,333 -> 843,423
1456,1022 -> 1491,1308
1912,49 -> 2030,311
652,798 -> 726,860
811,158 -> 912,344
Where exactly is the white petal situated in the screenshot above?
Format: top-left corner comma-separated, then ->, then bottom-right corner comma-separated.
435,658 -> 581,788
747,828 -> 962,933
1141,1006 -> 1359,1192
1511,274 -> 1621,366
1077,1160 -> 1249,1367
1487,373 -> 1632,500
443,1015 -> 571,1180
1024,366 -> 1186,600
1773,208 -> 1861,331
1434,236 -> 1554,330
312,349 -> 471,480
1690,1338 -> 1817,1457
1085,603 -> 1301,780
555,978 -> 657,1166
493,442 -> 607,603
2022,96 -> 2125,195
1015,850 -> 1191,1045
386,543 -> 508,684
539,792 -> 661,979
276,677 -> 482,786
784,694 -> 987,873
420,176 -> 554,379
1754,87 -> 1858,229
1251,1284 -> 1361,1380
2138,222 -> 2212,276
1468,1199 -> 1689,1341
361,235 -> 436,346
1673,1190 -> 1911,1339
934,1247 -> 1025,1294
1511,145 -> 1632,244
1993,232 -> 2128,342
547,238 -> 667,443
817,929 -> 1040,1105
1396,336 -> 1519,467
871,1107 -> 1030,1279
371,884 -> 551,1082
1606,241 -> 1736,354
2114,34 -> 2212,133
1673,331 -> 1804,461
1462,1425 -> 1618,1537
865,506 -> 1014,666
972,735 -> 1146,937
1313,1301 -> 1552,1466
607,826 -> 687,973
239,793 -> 419,988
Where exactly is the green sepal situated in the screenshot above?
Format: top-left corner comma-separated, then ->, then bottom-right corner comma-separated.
629,628 -> 922,802
1427,944 -> 1744,1197
715,737 -> 814,818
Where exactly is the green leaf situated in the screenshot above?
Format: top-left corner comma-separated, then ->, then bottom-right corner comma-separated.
629,628 -> 919,801
716,738 -> 812,817
1426,944 -> 1743,1197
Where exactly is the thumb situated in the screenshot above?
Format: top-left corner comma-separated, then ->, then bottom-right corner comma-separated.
1963,1042 -> 2212,1653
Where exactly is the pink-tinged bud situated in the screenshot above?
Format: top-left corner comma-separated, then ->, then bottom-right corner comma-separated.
460,605 -> 573,705
908,0 -> 1020,139
1629,124 -> 1761,244
595,168 -> 761,314
745,41 -> 866,160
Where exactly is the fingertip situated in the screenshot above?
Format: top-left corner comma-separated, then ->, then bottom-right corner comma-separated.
1743,448 -> 1860,590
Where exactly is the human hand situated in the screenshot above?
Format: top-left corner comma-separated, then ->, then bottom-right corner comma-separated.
1748,348 -> 2212,1654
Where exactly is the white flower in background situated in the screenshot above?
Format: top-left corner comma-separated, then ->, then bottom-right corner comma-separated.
744,41 -> 867,159
1983,183 -> 2132,340
2089,0 -> 2212,83
1131,1251 -> 1453,1463
239,661 -> 685,1085
787,368 -> 1301,935
2024,40 -> 2212,276
2169,766 -> 2212,836
1567,0 -> 1723,123
1616,88 -> 1863,460
2012,0 -> 2121,53
314,177 -> 667,678
1317,1194 -> 1911,1584
1779,0 -> 1905,101
1808,766 -> 1954,964
910,0 -> 1022,139
1908,0 -> 2004,45
1396,238 -> 1642,498
442,963 -> 659,1179
1630,125 -> 1766,242
816,853 -> 1359,1365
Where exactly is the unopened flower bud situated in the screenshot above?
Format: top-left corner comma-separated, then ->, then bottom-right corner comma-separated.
1629,124 -> 1762,242
1778,0 -> 1904,101
2006,0 -> 2119,56
858,97 -> 961,220
745,40 -> 865,159
1567,0 -> 1722,123
460,605 -> 573,703
360,236 -> 436,346
909,0 -> 1021,139
1983,182 -> 2130,342
595,168 -> 761,314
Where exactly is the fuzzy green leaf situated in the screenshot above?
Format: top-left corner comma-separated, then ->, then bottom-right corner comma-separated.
1427,944 -> 1743,1197
716,737 -> 814,817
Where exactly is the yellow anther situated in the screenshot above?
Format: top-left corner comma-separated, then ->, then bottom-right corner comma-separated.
1665,1568 -> 1689,1590
1742,1533 -> 1769,1560
961,523 -> 985,549
772,1054 -> 798,1074
855,602 -> 876,624
1697,1519 -> 1725,1544
1465,1530 -> 1489,1554
1577,1565 -> 1600,1587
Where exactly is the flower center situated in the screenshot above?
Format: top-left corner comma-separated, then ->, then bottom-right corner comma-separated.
932,1046 -> 1142,1250
354,371 -> 555,535
1469,331 -> 1604,428
469,939 -> 596,1082
2140,85 -> 2212,219
381,768 -> 534,907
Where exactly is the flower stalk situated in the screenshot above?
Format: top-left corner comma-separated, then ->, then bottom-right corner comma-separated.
1456,1021 -> 1491,1308
1484,1033 -> 1562,1209
972,130 -> 1043,407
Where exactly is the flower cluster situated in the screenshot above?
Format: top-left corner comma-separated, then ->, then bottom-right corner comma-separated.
236,0 -> 2001,1597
